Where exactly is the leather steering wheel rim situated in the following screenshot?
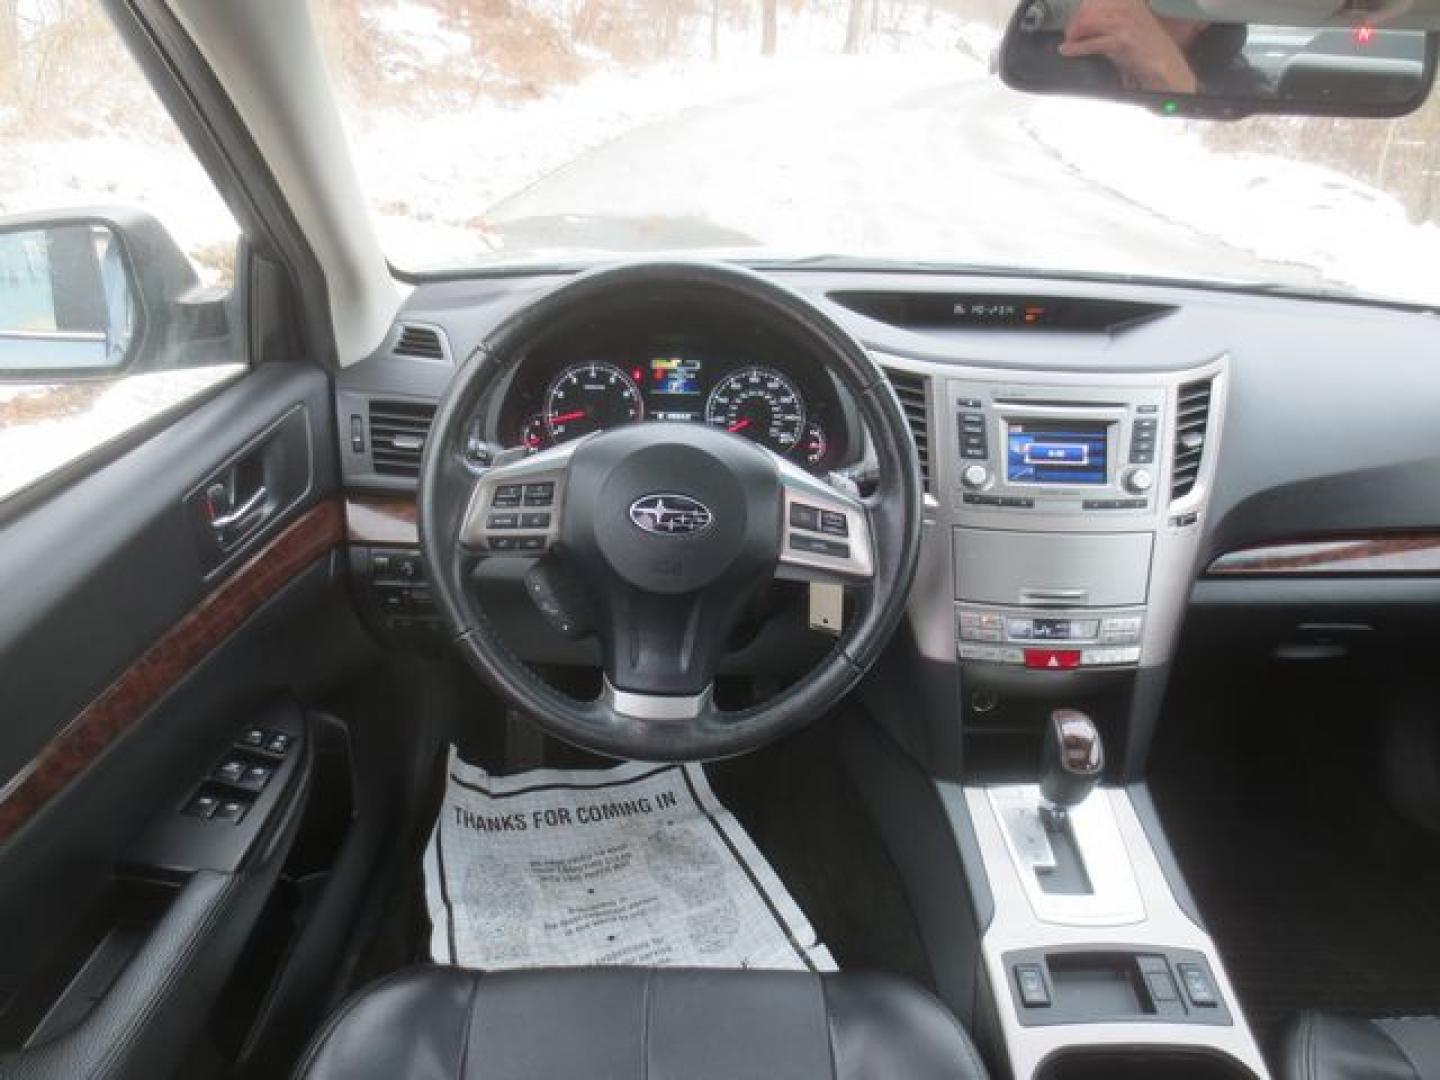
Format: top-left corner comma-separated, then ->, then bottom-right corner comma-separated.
419,261 -> 922,761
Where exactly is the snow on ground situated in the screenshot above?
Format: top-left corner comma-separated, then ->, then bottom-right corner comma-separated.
1022,97 -> 1440,304
0,365 -> 244,501
342,4 -> 995,269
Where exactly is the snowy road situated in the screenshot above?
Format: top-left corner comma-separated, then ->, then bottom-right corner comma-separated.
486,68 -> 1327,286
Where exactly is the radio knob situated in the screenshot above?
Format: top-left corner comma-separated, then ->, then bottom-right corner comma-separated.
1123,467 -> 1154,494
961,463 -> 990,490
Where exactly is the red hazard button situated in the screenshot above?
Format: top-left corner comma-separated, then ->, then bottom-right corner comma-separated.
1024,649 -> 1081,670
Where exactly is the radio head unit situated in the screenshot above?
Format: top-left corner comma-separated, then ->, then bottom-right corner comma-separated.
949,380 -> 1167,517
1005,419 -> 1111,486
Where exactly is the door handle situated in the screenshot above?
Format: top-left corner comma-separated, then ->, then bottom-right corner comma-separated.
209,485 -> 268,532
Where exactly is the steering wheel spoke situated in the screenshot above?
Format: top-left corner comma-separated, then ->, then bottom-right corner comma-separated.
773,456 -> 875,583
457,440 -> 577,558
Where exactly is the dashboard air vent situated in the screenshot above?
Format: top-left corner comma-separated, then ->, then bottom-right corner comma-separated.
883,368 -> 931,492
1171,378 -> 1213,500
368,400 -> 436,478
393,324 -> 446,361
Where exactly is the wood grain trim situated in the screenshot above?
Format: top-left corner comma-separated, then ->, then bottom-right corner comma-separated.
0,499 -> 344,843
1207,533 -> 1440,576
346,493 -> 419,547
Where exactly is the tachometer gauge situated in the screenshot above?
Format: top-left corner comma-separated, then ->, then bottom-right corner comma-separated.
520,413 -> 550,454
545,362 -> 643,442
798,421 -> 828,468
704,367 -> 805,454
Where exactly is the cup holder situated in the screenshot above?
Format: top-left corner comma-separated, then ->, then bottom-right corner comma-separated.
1036,1047 -> 1260,1080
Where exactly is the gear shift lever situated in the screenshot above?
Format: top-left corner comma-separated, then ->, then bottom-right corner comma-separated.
1040,708 -> 1104,823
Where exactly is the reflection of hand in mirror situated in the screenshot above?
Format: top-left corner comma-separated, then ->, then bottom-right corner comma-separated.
1058,0 -> 1204,93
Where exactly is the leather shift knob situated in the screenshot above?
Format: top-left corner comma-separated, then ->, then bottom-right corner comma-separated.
1040,708 -> 1104,810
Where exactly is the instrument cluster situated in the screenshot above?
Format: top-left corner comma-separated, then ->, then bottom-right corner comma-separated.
495,341 -> 852,473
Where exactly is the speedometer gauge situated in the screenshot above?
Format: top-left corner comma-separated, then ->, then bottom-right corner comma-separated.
704,367 -> 806,454
545,362 -> 643,442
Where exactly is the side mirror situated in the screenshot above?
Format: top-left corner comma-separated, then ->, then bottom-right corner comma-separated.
997,0 -> 1439,119
0,208 -> 230,381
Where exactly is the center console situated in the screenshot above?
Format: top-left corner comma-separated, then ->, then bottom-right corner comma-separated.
863,352 -> 1266,1078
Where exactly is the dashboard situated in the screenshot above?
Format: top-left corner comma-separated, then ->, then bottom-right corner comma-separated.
338,266 -> 1440,700
489,317 -> 856,474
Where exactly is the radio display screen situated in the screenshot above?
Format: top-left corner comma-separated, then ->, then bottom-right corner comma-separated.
1006,420 -> 1110,485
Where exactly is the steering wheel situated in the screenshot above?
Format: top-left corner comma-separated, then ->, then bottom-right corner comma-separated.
419,262 -> 922,761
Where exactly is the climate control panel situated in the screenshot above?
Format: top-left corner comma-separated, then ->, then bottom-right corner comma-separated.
956,605 -> 1144,668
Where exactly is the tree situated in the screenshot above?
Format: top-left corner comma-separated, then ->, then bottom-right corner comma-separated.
711,0 -> 722,60
843,0 -> 864,53
0,0 -> 18,105
761,0 -> 777,55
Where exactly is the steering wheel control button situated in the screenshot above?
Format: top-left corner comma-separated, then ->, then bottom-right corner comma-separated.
517,536 -> 546,551
1023,648 -> 1082,670
492,485 -> 523,507
522,483 -> 555,506
520,512 -> 551,529
184,793 -> 220,819
789,534 -> 850,559
819,510 -> 848,536
1014,964 -> 1051,1008
489,537 -> 518,552
789,503 -> 821,531
487,513 -> 519,529
1178,964 -> 1219,1008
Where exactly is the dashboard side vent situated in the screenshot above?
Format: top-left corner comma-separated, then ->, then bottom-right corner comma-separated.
368,399 -> 436,477
393,324 -> 447,361
1171,378 -> 1213,500
883,368 -> 931,492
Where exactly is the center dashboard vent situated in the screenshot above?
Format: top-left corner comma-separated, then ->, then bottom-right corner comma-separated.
1171,378 -> 1213,500
882,367 -> 931,492
368,400 -> 436,478
393,323 -> 448,361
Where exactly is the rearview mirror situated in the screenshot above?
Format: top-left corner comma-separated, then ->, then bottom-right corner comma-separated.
998,0 -> 1439,118
0,224 -> 136,377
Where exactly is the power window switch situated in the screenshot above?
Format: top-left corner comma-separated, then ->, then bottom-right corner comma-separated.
184,794 -> 219,819
264,732 -> 292,755
239,728 -> 265,748
214,799 -> 248,824
1014,964 -> 1050,1007
239,765 -> 272,792
215,759 -> 247,785
1178,963 -> 1218,1007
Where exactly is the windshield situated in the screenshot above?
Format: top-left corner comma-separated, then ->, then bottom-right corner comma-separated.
316,0 -> 1440,304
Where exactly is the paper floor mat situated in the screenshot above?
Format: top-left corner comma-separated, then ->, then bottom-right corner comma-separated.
423,749 -> 836,972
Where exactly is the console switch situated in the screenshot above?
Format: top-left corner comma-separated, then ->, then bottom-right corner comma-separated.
1178,963 -> 1218,1007
1015,964 -> 1050,1008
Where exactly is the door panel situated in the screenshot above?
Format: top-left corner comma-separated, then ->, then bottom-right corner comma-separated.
0,363 -> 366,1079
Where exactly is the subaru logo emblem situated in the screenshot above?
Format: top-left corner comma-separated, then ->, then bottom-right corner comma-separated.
629,494 -> 713,536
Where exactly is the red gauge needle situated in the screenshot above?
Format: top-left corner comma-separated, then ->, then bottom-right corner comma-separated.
728,418 -> 752,433
549,410 -> 587,424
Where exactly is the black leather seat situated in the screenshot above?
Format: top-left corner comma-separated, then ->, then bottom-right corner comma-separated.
296,965 -> 987,1080
1277,1011 -> 1440,1079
